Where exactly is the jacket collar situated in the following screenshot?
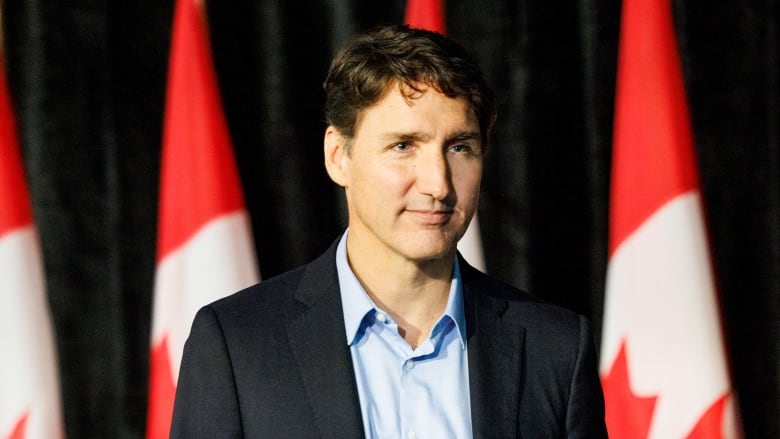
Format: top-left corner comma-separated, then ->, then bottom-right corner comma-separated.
461,257 -> 525,439
285,238 -> 365,438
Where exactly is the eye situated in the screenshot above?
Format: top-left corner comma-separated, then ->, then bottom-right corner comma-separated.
451,144 -> 467,152
392,141 -> 412,151
450,143 -> 473,153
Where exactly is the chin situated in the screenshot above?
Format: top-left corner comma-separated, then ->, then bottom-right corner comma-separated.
402,239 -> 458,262
387,225 -> 465,261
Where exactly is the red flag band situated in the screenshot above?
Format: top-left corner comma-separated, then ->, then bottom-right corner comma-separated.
404,0 -> 446,34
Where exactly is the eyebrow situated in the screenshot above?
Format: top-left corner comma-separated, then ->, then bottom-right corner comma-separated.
381,131 -> 481,144
447,131 -> 481,143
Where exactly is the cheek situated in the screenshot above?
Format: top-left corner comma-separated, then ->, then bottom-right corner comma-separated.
453,162 -> 483,198
346,167 -> 402,214
356,162 -> 414,195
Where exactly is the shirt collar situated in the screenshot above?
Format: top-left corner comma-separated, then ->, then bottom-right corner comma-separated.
336,232 -> 377,346
336,230 -> 468,349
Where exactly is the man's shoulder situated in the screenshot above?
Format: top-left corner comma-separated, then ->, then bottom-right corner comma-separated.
213,264 -> 307,309
464,266 -> 595,377
206,240 -> 340,322
462,261 -> 587,334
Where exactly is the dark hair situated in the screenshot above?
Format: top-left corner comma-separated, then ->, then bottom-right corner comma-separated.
323,24 -> 497,148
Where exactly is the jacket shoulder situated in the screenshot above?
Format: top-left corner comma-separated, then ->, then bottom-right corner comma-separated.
461,259 -> 591,355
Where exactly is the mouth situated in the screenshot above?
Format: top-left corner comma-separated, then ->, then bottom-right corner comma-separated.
406,209 -> 455,225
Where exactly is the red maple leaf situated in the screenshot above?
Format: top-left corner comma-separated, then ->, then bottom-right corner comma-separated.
685,394 -> 728,439
146,336 -> 177,439
601,342 -> 658,439
4,413 -> 28,439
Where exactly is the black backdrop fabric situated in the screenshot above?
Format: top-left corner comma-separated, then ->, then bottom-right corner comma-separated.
3,0 -> 778,437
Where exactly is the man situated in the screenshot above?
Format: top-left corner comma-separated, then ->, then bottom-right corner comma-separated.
170,25 -> 607,438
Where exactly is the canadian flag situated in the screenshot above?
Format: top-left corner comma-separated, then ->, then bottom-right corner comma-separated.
145,0 -> 259,437
0,39 -> 65,439
599,0 -> 740,438
404,0 -> 487,272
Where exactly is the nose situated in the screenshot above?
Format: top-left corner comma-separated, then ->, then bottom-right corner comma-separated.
416,150 -> 451,201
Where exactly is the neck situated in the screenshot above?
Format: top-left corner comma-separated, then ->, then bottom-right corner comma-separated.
345,235 -> 455,349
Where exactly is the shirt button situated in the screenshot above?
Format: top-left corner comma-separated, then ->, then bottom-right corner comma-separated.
407,429 -> 418,439
375,312 -> 386,323
404,359 -> 415,370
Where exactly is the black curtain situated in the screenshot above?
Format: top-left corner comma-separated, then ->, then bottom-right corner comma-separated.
4,0 -> 777,437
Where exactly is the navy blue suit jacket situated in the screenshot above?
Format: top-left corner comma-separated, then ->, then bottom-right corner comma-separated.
170,239 -> 607,438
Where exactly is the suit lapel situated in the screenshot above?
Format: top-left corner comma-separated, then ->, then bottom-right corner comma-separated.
462,260 -> 525,439
283,247 -> 525,438
286,242 -> 364,439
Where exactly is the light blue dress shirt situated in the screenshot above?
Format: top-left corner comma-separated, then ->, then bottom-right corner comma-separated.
336,233 -> 473,439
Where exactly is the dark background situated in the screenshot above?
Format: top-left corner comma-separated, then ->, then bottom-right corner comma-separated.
3,0 -> 777,437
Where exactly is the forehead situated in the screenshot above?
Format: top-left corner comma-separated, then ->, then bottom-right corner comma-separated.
352,82 -> 479,139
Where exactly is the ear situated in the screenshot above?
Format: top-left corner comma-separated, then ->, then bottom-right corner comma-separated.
324,126 -> 349,187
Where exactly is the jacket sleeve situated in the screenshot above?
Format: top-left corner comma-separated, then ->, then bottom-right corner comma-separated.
169,306 -> 243,439
565,315 -> 608,438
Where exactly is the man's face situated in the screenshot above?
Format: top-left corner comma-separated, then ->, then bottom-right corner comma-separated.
330,83 -> 483,265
